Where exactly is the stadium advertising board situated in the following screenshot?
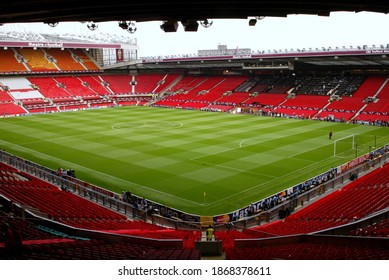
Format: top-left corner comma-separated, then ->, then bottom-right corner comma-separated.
220,167 -> 338,223
338,144 -> 389,174
0,40 -> 121,49
339,154 -> 370,173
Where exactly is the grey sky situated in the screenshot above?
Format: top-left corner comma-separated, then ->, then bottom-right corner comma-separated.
2,11 -> 389,57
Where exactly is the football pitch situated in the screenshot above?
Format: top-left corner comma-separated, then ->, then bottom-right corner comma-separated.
0,106 -> 388,216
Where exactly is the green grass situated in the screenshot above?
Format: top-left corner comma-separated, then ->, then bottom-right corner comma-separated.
0,106 -> 388,216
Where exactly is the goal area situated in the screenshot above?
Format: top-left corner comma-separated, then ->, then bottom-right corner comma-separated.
334,134 -> 355,156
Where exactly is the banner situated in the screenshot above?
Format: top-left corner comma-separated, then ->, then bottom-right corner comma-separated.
116,48 -> 124,62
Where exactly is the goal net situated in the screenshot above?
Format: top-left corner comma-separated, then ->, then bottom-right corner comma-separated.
334,134 -> 355,156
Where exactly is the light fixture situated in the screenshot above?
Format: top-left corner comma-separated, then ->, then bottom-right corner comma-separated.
118,21 -> 128,29
87,21 -> 98,31
118,21 -> 137,33
127,22 -> 137,33
248,18 -> 257,26
248,16 -> 265,26
45,21 -> 59,27
160,20 -> 178,32
200,19 -> 213,28
181,20 -> 199,32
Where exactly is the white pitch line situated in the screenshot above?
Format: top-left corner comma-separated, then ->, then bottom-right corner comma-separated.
112,121 -> 184,130
239,139 -> 250,148
190,158 -> 277,178
192,122 -> 312,161
204,149 -> 343,207
17,130 -> 103,146
0,139 -> 203,207
193,132 -> 333,176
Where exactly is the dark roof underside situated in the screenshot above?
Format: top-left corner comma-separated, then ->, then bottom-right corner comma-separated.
0,1 -> 388,24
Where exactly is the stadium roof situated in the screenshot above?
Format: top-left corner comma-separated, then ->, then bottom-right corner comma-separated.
0,1 -> 388,24
104,45 -> 389,71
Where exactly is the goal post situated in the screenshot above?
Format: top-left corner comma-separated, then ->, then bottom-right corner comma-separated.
334,134 -> 355,156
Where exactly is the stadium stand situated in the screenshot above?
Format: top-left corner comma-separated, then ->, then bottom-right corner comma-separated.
252,163 -> 388,233
0,103 -> 28,116
242,93 -> 288,110
1,142 -> 388,260
44,49 -> 87,71
101,75 -> 133,94
317,76 -> 386,121
168,75 -> 203,93
0,207 -> 201,260
208,162 -> 389,259
355,78 -> 389,122
349,218 -> 389,237
78,76 -> 112,95
228,236 -> 389,260
0,88 -> 14,103
53,76 -> 99,97
134,73 -> 173,93
0,162 -> 202,259
26,77 -> 74,99
0,49 -> 28,73
70,49 -> 101,72
2,39 -> 389,122
275,94 -> 330,118
18,48 -> 59,72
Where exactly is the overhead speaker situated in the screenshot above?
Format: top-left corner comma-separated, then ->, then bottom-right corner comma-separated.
160,21 -> 178,32
249,19 -> 257,26
182,20 -> 199,32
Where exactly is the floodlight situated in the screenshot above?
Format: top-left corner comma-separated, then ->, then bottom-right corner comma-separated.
87,21 -> 98,31
45,21 -> 59,27
127,22 -> 137,33
200,19 -> 213,28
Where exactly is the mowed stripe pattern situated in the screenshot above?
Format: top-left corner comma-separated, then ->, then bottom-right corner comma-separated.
0,107 -> 388,215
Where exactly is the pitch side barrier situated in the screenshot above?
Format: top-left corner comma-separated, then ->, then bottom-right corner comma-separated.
0,145 -> 388,231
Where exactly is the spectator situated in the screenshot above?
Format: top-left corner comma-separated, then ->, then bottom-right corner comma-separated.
206,225 -> 214,241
